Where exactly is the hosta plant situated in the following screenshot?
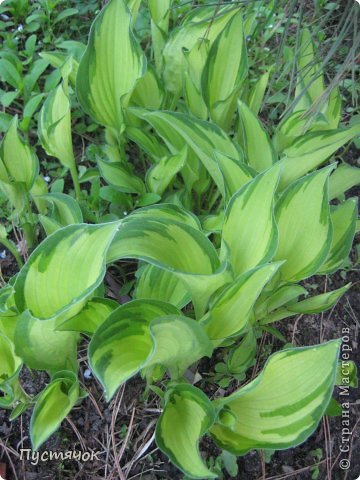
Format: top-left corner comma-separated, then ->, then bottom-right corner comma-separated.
0,1 -> 359,478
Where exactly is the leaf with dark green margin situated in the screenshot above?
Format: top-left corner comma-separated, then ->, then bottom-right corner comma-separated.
147,315 -> 213,377
76,0 -> 146,130
14,222 -> 119,320
318,199 -> 357,274
14,311 -> 78,373
30,370 -> 79,449
57,298 -> 118,334
210,340 -> 340,455
221,164 -> 280,276
89,300 -> 179,400
156,384 -> 217,479
135,264 -> 191,309
274,166 -> 333,282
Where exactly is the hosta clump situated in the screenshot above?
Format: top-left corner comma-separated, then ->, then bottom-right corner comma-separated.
0,0 -> 359,478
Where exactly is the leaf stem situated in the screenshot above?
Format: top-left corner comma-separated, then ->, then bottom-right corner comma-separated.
0,237 -> 23,268
70,165 -> 81,201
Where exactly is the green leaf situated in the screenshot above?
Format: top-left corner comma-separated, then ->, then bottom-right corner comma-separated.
202,12 -> 247,129
76,0 -> 146,130
214,151 -> 253,199
14,222 -> 119,320
210,340 -> 340,454
14,312 -> 78,372
162,5 -> 238,95
147,315 -> 213,376
0,116 -> 39,189
237,100 -> 276,172
272,110 -> 329,154
295,28 -> 324,110
20,93 -> 45,132
274,167 -> 333,282
204,263 -> 282,341
135,264 -> 191,309
0,112 -> 12,132
0,314 -> 17,343
329,164 -> 360,200
336,360 -> 358,388
108,216 -> 218,275
130,66 -> 164,110
136,192 -> 162,206
325,397 -> 342,417
1,90 -> 19,108
54,8 -> 79,23
156,384 -> 216,479
40,51 -> 78,85
126,126 -> 169,161
38,82 -> 76,170
0,333 -> 22,408
97,156 -> 145,194
38,215 -> 63,236
288,284 -> 351,314
125,0 -> 142,25
129,203 -> 201,230
259,307 -> 297,326
318,199 -> 357,274
23,58 -> 49,96
146,147 -> 187,196
247,70 -> 270,116
183,39 -> 209,119
221,165 -> 280,276
149,0 -> 171,70
278,125 -> 360,189
227,329 -> 257,376
0,182 -> 26,213
0,58 -> 23,89
35,192 -> 83,228
256,284 -> 307,320
30,175 -> 48,214
57,298 -> 118,334
324,87 -> 341,129
107,216 -> 228,317
137,109 -> 242,196
30,371 -> 79,450
202,211 -> 224,234
89,300 -> 179,400
221,451 -> 238,477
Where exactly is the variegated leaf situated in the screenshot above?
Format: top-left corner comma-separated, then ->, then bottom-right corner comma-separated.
274,167 -> 333,282
30,371 -> 80,449
162,5 -> 238,95
210,340 -> 340,454
156,384 -> 216,478
288,284 -> 351,314
202,12 -> 247,129
89,300 -> 180,400
278,125 -> 360,189
107,216 -> 228,317
237,100 -> 276,172
14,223 -> 119,320
135,264 -> 191,309
319,199 -> 357,274
15,312 -> 78,372
204,263 -> 282,341
221,165 -> 280,275
0,116 -> 38,190
76,0 -> 146,130
134,109 -> 242,196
